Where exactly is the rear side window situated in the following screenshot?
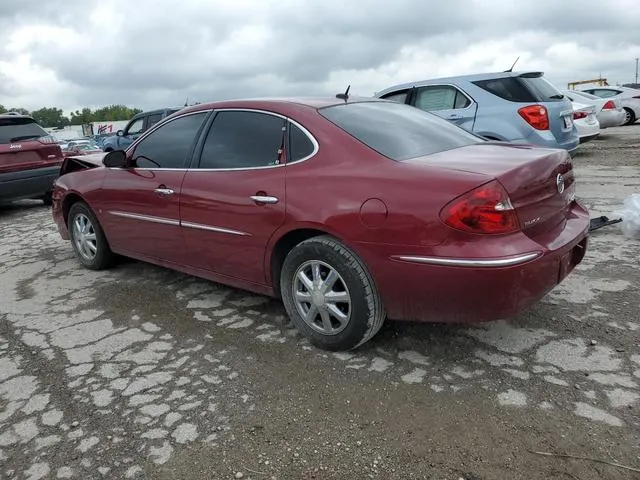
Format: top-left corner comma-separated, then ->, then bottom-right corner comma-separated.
198,111 -> 285,169
0,118 -> 47,144
288,123 -> 315,162
319,101 -> 481,161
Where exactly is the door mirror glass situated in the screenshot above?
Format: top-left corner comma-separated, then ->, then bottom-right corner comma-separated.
103,150 -> 127,168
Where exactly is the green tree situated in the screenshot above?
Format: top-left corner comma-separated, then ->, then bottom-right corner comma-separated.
69,107 -> 94,125
30,107 -> 70,128
92,105 -> 142,122
0,105 -> 6,114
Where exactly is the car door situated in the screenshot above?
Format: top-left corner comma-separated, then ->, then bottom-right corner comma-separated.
411,85 -> 477,131
180,109 -> 287,286
98,111 -> 209,263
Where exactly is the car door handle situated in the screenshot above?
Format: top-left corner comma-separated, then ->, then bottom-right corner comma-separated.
447,113 -> 462,119
154,187 -> 174,196
250,195 -> 278,204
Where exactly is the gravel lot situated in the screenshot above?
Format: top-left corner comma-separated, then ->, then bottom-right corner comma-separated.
1,126 -> 639,480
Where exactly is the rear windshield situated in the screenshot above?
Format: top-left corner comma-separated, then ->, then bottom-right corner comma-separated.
473,74 -> 565,103
319,101 -> 481,161
0,117 -> 47,144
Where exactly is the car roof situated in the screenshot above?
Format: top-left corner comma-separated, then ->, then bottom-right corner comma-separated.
375,71 -> 545,96
177,96 -> 387,115
0,113 -> 36,121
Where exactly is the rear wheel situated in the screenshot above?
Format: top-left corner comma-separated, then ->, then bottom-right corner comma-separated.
280,235 -> 385,351
623,108 -> 636,126
68,202 -> 114,270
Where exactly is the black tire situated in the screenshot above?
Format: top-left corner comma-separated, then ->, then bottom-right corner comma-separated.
623,108 -> 636,126
280,235 -> 385,351
42,191 -> 53,206
68,202 -> 114,270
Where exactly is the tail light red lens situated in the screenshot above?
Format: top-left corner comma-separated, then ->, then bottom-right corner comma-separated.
602,100 -> 616,110
518,105 -> 549,130
440,180 -> 520,235
573,111 -> 588,120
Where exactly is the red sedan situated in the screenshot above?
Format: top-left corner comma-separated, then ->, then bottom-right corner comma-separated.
52,97 -> 589,351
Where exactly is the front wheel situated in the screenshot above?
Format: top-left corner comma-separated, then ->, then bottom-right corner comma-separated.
280,236 -> 385,351
68,202 -> 114,270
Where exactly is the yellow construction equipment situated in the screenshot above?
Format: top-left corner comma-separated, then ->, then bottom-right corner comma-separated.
567,78 -> 609,89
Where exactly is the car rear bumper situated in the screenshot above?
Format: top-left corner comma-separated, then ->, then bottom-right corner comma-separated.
355,201 -> 590,323
0,165 -> 61,204
575,119 -> 600,142
521,129 -> 580,152
597,110 -> 626,128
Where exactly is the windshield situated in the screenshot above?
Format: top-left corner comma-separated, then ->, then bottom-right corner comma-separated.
0,118 -> 48,144
319,101 -> 482,161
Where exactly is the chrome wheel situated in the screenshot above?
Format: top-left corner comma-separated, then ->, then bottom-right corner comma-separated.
624,109 -> 632,124
292,260 -> 351,335
72,213 -> 97,261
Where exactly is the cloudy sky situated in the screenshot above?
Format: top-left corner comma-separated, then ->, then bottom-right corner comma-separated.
1,0 -> 639,114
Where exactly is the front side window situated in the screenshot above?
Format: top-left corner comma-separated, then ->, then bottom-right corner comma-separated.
320,101 -> 481,161
126,118 -> 144,135
131,113 -> 207,169
198,111 -> 285,169
414,86 -> 471,111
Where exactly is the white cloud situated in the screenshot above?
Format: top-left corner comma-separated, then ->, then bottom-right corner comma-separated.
0,0 -> 638,113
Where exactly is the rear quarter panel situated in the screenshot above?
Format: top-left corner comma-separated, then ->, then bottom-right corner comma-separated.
268,107 -> 492,251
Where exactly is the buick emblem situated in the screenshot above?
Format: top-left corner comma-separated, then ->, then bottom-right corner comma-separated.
556,173 -> 565,194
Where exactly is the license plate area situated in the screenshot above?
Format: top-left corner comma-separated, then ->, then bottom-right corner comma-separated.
563,115 -> 573,129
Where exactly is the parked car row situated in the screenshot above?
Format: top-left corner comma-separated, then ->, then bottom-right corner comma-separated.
376,71 -> 634,153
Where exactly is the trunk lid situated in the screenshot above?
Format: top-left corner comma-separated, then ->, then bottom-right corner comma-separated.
404,143 -> 575,236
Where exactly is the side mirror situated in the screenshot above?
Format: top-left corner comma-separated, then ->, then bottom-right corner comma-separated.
116,130 -> 124,137
103,150 -> 128,168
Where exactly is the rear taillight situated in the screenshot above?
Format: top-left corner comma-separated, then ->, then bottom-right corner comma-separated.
518,105 -> 549,130
440,180 -> 520,235
573,111 -> 588,120
602,100 -> 616,110
38,135 -> 57,144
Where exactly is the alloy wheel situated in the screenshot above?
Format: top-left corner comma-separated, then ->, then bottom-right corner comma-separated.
72,213 -> 98,261
292,260 -> 352,335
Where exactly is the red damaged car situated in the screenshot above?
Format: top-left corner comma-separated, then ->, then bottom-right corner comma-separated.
52,97 -> 589,351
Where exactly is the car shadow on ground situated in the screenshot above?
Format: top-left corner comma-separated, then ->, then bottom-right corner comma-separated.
0,200 -> 49,216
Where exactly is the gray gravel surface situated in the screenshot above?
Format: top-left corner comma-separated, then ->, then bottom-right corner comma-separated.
1,126 -> 639,479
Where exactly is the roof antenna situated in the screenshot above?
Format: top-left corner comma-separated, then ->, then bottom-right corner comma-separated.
336,85 -> 351,101
504,56 -> 520,73
184,97 -> 189,107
